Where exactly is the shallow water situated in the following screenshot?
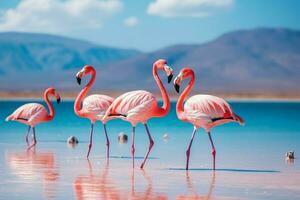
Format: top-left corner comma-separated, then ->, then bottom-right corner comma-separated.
0,100 -> 299,199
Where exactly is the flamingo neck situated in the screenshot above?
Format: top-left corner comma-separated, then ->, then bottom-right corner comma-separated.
44,90 -> 55,121
153,64 -> 170,117
176,72 -> 195,119
74,69 -> 96,116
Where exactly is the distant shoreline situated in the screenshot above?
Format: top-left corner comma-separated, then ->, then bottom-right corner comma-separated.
1,91 -> 300,101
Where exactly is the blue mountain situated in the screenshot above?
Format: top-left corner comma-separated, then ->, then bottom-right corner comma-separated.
0,28 -> 299,93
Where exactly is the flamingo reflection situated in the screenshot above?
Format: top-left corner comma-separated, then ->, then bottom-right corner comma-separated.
177,172 -> 216,200
74,161 -> 122,200
74,161 -> 168,200
130,169 -> 168,200
6,149 -> 59,199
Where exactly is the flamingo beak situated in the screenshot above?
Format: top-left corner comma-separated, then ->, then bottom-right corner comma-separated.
76,76 -> 81,85
168,73 -> 173,83
174,83 -> 180,93
173,72 -> 183,93
76,70 -> 84,85
164,64 -> 173,83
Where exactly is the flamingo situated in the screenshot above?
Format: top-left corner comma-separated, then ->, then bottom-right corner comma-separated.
103,59 -> 173,169
6,87 -> 60,150
74,65 -> 114,159
173,68 -> 244,170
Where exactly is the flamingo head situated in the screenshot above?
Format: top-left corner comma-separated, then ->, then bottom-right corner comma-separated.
154,59 -> 174,83
46,87 -> 61,104
174,67 -> 194,93
76,65 -> 95,85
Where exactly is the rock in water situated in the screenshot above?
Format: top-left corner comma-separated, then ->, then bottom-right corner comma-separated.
286,151 -> 295,159
67,136 -> 79,144
118,132 -> 128,144
163,134 -> 169,140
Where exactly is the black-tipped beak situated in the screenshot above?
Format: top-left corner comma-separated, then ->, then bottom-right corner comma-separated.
174,83 -> 180,93
57,97 -> 61,104
168,74 -> 173,83
76,76 -> 81,85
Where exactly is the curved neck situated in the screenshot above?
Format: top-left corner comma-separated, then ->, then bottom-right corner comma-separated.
74,69 -> 96,116
44,90 -> 55,121
153,64 -> 170,117
176,72 -> 195,118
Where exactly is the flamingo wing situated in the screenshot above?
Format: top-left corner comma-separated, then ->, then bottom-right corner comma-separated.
6,103 -> 48,125
82,94 -> 114,118
105,90 -> 157,122
184,95 -> 244,127
183,109 -> 214,124
185,95 -> 234,120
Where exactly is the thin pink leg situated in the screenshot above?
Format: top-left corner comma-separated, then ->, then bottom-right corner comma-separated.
140,123 -> 154,169
25,126 -> 31,146
207,131 -> 216,170
86,123 -> 94,159
131,126 -> 135,168
103,123 -> 110,158
186,127 -> 197,170
27,127 -> 37,150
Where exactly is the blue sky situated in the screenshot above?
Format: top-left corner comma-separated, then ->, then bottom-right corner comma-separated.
0,0 -> 299,51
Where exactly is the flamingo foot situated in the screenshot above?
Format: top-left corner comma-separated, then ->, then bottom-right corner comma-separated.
140,140 -> 154,169
106,141 -> 110,158
131,145 -> 135,168
212,149 -> 216,170
27,139 -> 37,151
86,144 -> 92,159
186,149 -> 191,170
185,127 -> 197,170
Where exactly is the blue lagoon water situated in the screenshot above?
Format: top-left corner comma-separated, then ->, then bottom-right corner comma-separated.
0,100 -> 299,199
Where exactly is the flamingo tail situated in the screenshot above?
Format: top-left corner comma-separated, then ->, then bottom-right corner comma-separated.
233,114 -> 245,125
104,114 -> 127,122
5,115 -> 13,121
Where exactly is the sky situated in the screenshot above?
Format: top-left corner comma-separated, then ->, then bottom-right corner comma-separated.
0,0 -> 299,52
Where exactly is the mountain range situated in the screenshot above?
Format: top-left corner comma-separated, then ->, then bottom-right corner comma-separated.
0,28 -> 299,94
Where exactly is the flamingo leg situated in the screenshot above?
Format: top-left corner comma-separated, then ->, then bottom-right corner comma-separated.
140,123 -> 154,169
186,126 -> 197,170
86,123 -> 94,159
25,126 -> 31,146
27,127 -> 37,150
131,126 -> 135,168
207,131 -> 216,170
103,123 -> 110,158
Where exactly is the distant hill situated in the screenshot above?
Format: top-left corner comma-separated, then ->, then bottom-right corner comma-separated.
0,28 -> 299,94
0,32 -> 140,91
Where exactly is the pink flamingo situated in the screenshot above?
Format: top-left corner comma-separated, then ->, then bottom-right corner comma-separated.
74,65 -> 114,159
6,87 -> 60,150
104,59 -> 173,169
173,68 -> 244,170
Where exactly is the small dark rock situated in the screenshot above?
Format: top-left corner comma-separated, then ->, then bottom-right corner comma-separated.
118,132 -> 128,144
286,151 -> 295,159
67,136 -> 79,144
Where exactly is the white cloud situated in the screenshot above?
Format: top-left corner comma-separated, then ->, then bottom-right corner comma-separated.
147,0 -> 234,18
123,16 -> 139,27
0,0 -> 123,33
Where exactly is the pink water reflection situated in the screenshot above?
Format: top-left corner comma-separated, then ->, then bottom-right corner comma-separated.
73,160 -> 168,200
177,172 -> 216,200
6,148 -> 59,199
